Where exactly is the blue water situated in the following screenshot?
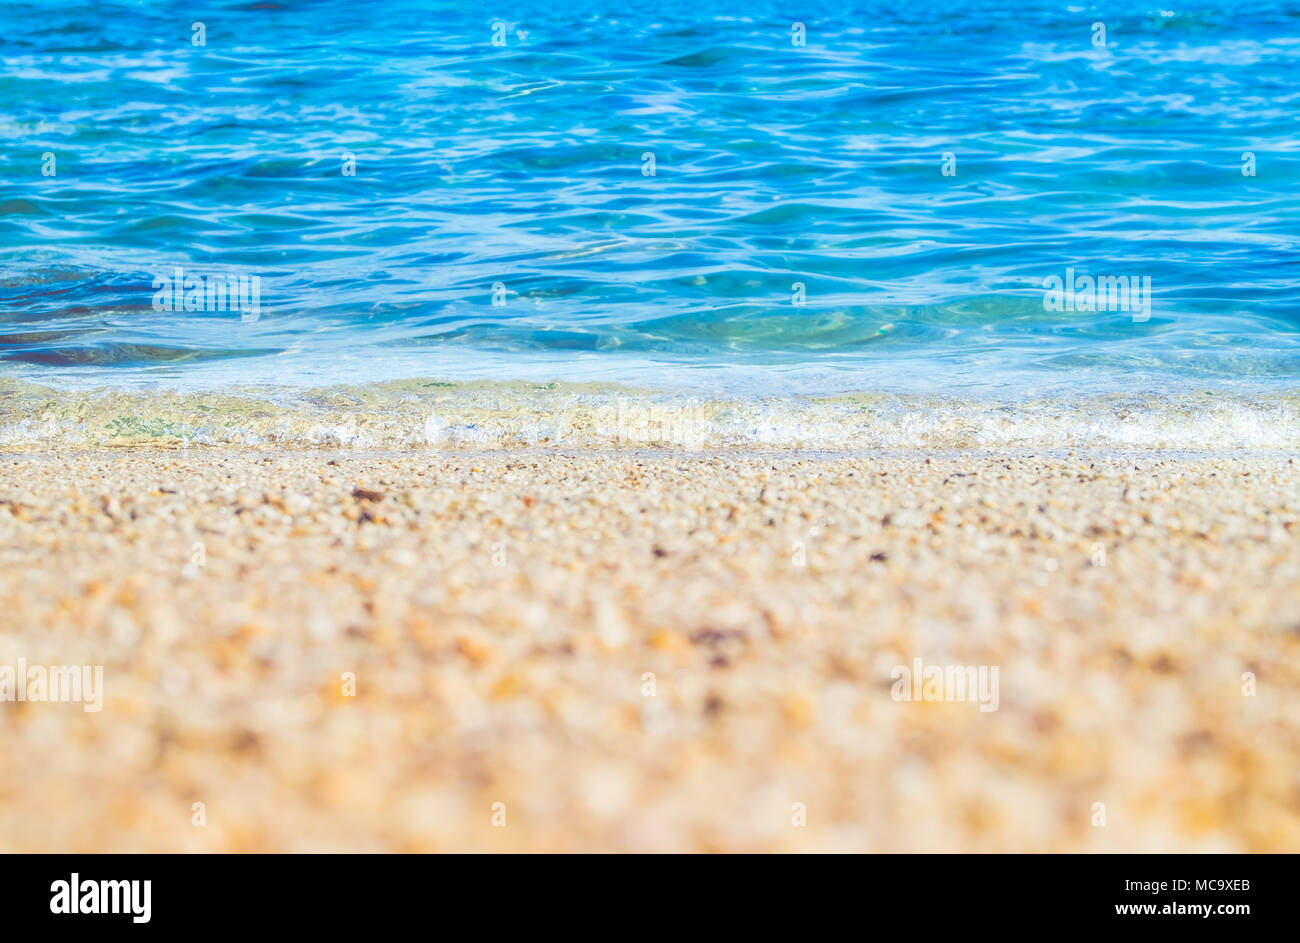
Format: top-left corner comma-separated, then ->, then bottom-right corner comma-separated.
2,0 -> 1298,396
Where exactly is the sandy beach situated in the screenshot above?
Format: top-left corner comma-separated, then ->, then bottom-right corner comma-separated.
5,0 -> 1300,869
2,445 -> 1297,852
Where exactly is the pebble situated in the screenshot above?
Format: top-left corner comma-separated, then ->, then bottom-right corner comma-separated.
0,447 -> 1296,852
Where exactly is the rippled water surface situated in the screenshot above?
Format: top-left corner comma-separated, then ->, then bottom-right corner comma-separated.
2,0 -> 1298,395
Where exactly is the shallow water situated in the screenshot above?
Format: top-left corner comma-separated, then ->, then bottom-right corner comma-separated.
1,1 -> 1298,396
4,377 -> 1298,453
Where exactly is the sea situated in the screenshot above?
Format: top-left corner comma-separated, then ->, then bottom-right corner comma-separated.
1,1 -> 1298,447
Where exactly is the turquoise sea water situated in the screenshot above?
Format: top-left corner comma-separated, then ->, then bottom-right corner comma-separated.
2,1 -> 1298,396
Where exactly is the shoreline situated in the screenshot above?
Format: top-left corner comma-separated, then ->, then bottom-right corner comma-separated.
4,378 -> 1300,453
2,446 -> 1297,851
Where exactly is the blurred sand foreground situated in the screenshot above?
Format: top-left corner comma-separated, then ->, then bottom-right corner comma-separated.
1,448 -> 1297,852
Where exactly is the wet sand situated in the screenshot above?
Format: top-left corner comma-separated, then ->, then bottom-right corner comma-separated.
1,447 -> 1297,851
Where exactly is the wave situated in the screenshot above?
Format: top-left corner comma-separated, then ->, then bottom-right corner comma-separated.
3,378 -> 1298,454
